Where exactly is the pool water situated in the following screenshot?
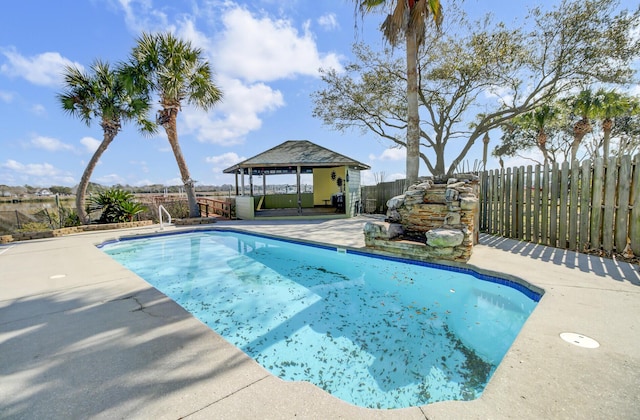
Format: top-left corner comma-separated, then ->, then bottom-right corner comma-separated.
100,230 -> 540,409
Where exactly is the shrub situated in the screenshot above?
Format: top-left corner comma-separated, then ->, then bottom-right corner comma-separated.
89,189 -> 148,223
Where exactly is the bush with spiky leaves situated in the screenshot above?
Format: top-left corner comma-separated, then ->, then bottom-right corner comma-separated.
88,189 -> 148,223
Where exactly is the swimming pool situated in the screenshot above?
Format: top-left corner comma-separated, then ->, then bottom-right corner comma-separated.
100,229 -> 541,409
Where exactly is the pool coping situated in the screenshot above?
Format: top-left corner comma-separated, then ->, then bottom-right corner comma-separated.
1,217 -> 639,419
99,226 -> 545,303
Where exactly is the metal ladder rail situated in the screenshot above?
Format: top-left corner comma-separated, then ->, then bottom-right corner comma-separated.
159,205 -> 172,231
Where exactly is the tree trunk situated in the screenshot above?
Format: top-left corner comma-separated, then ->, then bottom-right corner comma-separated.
75,129 -> 117,224
537,131 -> 550,165
164,112 -> 200,218
571,119 -> 591,162
602,118 -> 613,157
405,28 -> 420,187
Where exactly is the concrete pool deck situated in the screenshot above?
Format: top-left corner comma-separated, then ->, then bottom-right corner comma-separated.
1,216 -> 638,419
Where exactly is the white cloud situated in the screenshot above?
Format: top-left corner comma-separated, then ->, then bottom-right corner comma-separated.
133,179 -> 154,187
318,13 -> 339,31
370,147 -> 405,161
164,176 -> 183,186
181,75 -> 285,144
0,47 -> 82,87
386,172 -> 406,182
205,152 -> 245,168
30,135 -> 75,152
31,104 -> 46,116
117,0 -> 171,33
1,159 -> 75,185
96,173 -> 126,185
0,90 -> 13,103
501,149 -> 545,168
108,3 -> 341,148
80,136 -> 101,153
176,18 -> 213,52
214,7 -> 343,83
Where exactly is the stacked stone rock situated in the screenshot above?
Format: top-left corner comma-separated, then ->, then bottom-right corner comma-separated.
363,175 -> 479,262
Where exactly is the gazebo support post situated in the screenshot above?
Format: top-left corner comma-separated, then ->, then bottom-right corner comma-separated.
296,165 -> 302,215
262,174 -> 266,199
234,171 -> 239,196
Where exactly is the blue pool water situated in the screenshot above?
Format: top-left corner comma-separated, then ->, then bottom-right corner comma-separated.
100,230 -> 540,409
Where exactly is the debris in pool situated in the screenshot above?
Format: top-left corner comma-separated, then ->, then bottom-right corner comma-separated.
450,289 -> 456,293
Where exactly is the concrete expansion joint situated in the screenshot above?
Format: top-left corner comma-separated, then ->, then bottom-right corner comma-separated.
180,374 -> 271,418
419,406 -> 429,419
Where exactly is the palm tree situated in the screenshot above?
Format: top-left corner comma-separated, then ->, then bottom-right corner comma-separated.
356,0 -> 443,186
594,88 -> 635,158
529,105 -> 562,165
129,32 -> 223,218
494,103 -> 563,165
565,89 -> 599,163
58,61 -> 155,224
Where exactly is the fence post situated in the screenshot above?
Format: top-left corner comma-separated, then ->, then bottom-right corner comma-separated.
630,154 -> 640,255
602,156 -> 618,254
533,165 -> 541,243
541,163 -> 550,245
615,155 -> 632,253
568,160 -> 580,250
590,157 -> 605,250
492,169 -> 500,234
558,161 -> 570,249
579,159 -> 592,252
549,162 -> 559,248
525,165 -> 533,242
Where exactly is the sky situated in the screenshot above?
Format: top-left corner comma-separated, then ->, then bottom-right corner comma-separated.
0,0 -> 637,189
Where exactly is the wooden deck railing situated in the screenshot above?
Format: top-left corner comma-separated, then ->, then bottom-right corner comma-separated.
197,198 -> 232,219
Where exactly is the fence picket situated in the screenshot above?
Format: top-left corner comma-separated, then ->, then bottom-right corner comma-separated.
361,153 -> 639,258
516,166 -> 525,239
602,157 -> 618,253
533,165 -> 541,242
549,163 -> 559,247
579,159 -> 592,252
525,165 -> 533,242
569,160 -> 580,250
541,164 -> 550,245
631,154 -> 640,255
505,168 -> 511,237
616,155 -> 632,252
559,161 -> 569,248
590,158 -> 605,250
492,169 -> 500,234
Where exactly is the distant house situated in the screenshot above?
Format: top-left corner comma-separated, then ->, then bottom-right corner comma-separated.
36,189 -> 52,196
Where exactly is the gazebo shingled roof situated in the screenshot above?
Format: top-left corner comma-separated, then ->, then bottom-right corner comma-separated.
223,140 -> 370,174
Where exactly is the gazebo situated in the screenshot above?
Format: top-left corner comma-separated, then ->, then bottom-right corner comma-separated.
223,140 -> 370,219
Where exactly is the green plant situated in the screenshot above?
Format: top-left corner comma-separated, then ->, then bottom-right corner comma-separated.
60,208 -> 81,227
88,189 -> 148,223
118,200 -> 147,221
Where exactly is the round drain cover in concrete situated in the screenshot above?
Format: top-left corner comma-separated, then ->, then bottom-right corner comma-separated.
560,332 -> 599,348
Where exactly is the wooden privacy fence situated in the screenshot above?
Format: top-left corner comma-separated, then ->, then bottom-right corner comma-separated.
480,154 -> 640,256
361,179 -> 406,213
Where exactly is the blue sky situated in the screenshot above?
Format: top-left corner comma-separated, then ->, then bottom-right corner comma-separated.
0,1 -> 636,188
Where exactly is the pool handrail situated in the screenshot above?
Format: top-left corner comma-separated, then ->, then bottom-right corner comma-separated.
159,205 -> 172,230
